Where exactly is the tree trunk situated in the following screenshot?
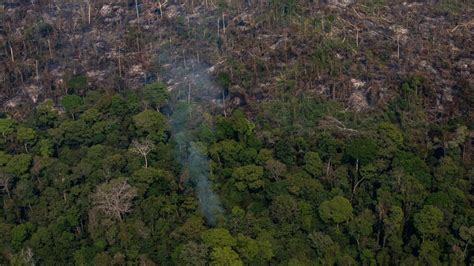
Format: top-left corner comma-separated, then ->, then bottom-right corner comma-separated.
9,44 -> 14,63
5,186 -> 10,199
88,1 -> 91,24
48,39 -> 53,59
135,0 -> 140,25
351,175 -> 367,202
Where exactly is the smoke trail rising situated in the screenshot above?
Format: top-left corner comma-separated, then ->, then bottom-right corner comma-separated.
168,62 -> 224,225
188,139 -> 223,225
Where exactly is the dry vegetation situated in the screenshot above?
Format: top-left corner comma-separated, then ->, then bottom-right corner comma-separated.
1,0 -> 472,121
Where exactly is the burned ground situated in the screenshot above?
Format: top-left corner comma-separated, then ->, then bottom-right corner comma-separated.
1,0 -> 472,121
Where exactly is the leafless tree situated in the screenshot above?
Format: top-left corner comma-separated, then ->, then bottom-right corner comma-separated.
135,0 -> 140,25
91,178 -> 137,221
130,139 -> 154,168
20,247 -> 35,266
319,116 -> 359,134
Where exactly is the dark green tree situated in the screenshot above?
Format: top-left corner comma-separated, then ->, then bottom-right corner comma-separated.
319,196 -> 353,225
61,95 -> 83,120
414,205 -> 443,240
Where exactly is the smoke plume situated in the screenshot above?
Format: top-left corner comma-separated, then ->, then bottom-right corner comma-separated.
167,59 -> 224,225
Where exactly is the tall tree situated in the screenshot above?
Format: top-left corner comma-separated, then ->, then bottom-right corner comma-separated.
319,196 -> 353,225
129,139 -> 155,168
0,118 -> 14,141
414,205 -> 443,240
91,178 -> 137,221
60,95 -> 83,120
132,110 -> 167,141
16,127 -> 36,153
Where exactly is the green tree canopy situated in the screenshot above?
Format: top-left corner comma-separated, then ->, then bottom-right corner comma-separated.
414,205 -> 443,239
142,82 -> 169,110
232,165 -> 264,192
132,110 -> 167,141
5,154 -> 32,176
210,246 -> 243,266
60,95 -> 83,119
201,228 -> 236,248
303,151 -> 323,177
319,196 -> 353,224
16,127 -> 36,152
0,117 -> 14,140
345,137 -> 378,165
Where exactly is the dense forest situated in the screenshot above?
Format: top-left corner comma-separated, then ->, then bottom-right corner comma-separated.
1,0 -> 473,265
1,80 -> 472,265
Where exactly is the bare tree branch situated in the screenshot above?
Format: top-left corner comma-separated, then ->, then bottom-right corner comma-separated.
91,179 -> 137,221
130,139 -> 155,168
319,116 -> 359,133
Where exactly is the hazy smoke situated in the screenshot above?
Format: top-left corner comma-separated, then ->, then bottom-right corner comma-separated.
167,60 -> 224,225
188,141 -> 223,224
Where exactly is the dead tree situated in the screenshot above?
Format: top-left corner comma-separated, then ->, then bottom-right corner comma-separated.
91,178 -> 137,221
87,0 -> 92,24
319,116 -> 359,134
135,0 -> 140,25
130,139 -> 155,168
19,247 -> 35,266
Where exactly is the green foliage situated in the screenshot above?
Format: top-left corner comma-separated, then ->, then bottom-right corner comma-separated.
319,196 -> 353,224
231,110 -> 255,142
0,88 -> 470,265
142,82 -> 169,110
384,206 -> 404,238
236,234 -> 274,263
345,137 -> 378,165
201,228 -> 236,248
435,0 -> 471,14
360,0 -> 387,13
132,110 -> 167,141
270,195 -> 300,224
0,117 -> 14,140
232,165 -> 264,192
210,246 -> 243,266
209,140 -> 244,167
414,205 -> 444,239
60,95 -> 83,118
270,0 -> 298,17
393,151 -> 431,185
174,241 -> 209,265
17,127 -> 35,142
303,151 -> 323,177
308,231 -> 334,256
17,127 -> 36,152
5,154 -> 32,176
35,99 -> 58,128
434,156 -> 461,182
378,122 -> 403,148
11,223 -> 34,250
312,38 -> 353,76
419,240 -> 441,265
265,159 -> 287,180
67,76 -> 87,92
349,209 -> 375,241
0,151 -> 12,166
217,72 -> 231,88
